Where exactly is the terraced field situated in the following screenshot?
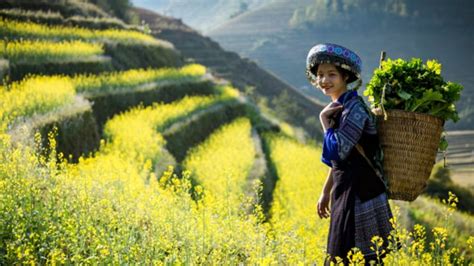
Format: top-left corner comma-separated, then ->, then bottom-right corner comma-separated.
437,130 -> 474,188
133,7 -> 326,139
0,2 -> 473,264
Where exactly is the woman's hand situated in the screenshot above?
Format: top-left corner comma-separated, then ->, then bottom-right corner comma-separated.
319,102 -> 343,131
317,192 -> 331,219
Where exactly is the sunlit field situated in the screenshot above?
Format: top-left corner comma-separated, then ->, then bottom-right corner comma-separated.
0,5 -> 473,265
0,39 -> 104,63
0,17 -> 165,45
0,76 -> 76,126
71,64 -> 206,94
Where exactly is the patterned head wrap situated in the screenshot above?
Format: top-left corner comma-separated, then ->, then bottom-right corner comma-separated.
306,43 -> 362,88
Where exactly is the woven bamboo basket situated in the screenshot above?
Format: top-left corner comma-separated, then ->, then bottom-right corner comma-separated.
376,109 -> 444,201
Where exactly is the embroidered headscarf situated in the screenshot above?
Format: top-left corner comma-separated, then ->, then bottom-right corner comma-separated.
306,43 -> 362,90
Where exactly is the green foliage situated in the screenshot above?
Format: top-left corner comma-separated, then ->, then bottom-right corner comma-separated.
364,58 -> 463,122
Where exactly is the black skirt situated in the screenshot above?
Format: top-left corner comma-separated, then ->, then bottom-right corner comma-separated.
325,150 -> 394,265
325,165 -> 357,264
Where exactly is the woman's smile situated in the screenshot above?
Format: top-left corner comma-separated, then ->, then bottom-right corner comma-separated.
316,63 -> 348,101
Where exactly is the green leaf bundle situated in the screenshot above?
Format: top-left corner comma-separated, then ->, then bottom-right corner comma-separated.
364,58 -> 463,122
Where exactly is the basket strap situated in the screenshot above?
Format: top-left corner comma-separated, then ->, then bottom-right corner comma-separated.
354,143 -> 388,190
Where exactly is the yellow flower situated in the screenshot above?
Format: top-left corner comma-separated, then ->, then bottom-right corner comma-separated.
426,59 -> 442,75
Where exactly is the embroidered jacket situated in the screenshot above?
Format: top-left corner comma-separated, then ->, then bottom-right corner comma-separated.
322,90 -> 377,167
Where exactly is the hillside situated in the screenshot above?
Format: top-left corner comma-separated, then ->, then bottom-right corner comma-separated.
0,1 -> 473,264
133,6 -> 325,139
207,0 -> 474,130
131,0 -> 270,33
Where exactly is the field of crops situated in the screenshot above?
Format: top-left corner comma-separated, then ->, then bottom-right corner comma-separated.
1,4 -> 473,265
72,64 -> 206,94
0,17 -> 165,45
0,39 -> 104,63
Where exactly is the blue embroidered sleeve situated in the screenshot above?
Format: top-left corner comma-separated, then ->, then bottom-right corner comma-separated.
322,128 -> 339,167
334,102 -> 369,160
320,99 -> 371,167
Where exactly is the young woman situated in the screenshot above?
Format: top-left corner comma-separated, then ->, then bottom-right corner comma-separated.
305,43 -> 395,264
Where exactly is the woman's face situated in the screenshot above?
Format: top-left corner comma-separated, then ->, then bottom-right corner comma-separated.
314,63 -> 348,101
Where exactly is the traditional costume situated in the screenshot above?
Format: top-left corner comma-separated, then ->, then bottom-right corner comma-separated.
306,43 -> 396,264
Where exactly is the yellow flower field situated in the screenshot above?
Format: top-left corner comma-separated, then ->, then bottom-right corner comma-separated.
72,64 -> 207,94
0,54 -> 472,264
0,17 -> 166,46
0,64 -> 208,131
183,117 -> 255,212
0,39 -> 104,63
263,132 -> 330,264
102,94 -> 226,162
0,76 -> 75,127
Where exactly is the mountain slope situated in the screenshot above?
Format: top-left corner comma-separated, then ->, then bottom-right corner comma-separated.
207,0 -> 474,130
133,7 -> 325,138
131,0 -> 270,33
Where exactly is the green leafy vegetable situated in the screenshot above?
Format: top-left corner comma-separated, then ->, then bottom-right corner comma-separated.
364,58 -> 463,122
364,58 -> 464,151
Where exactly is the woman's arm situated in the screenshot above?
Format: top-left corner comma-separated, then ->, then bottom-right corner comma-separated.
320,102 -> 343,167
322,168 -> 333,195
319,102 -> 343,132
323,101 -> 369,161
317,168 -> 333,219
